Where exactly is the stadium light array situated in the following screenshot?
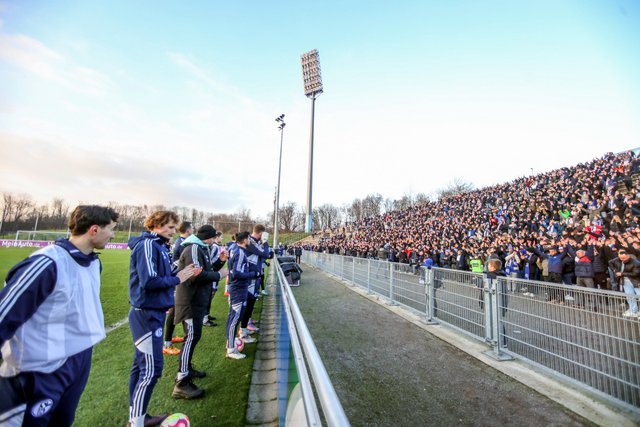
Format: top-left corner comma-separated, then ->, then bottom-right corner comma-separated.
301,49 -> 323,98
300,49 -> 323,232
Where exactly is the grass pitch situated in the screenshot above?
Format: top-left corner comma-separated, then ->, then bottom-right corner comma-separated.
0,247 -> 259,426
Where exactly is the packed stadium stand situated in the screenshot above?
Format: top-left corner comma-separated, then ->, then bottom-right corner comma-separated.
308,150 -> 639,288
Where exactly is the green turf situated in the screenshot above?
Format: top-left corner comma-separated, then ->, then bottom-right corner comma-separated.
273,232 -> 310,246
0,247 -> 37,282
0,247 -> 260,426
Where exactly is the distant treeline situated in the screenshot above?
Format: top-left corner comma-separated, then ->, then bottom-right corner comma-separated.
1,180 -> 472,236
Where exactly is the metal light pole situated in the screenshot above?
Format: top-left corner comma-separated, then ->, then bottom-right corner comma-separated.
274,114 -> 285,248
301,49 -> 323,233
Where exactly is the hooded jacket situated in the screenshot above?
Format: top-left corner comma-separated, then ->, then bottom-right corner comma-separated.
128,231 -> 179,310
173,235 -> 225,322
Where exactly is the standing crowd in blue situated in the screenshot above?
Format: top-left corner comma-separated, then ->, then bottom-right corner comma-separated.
309,150 -> 640,317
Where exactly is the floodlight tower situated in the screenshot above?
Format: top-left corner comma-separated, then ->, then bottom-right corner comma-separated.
273,114 -> 285,248
301,49 -> 323,233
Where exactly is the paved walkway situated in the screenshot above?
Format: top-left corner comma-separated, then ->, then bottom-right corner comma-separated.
292,266 -> 597,427
245,275 -> 279,426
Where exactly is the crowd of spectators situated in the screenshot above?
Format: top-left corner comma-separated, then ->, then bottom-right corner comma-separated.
307,151 -> 640,310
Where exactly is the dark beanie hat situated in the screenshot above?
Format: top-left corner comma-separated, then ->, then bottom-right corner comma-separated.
196,224 -> 217,241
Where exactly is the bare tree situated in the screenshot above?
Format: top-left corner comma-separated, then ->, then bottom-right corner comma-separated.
295,207 -> 306,232
191,208 -> 204,227
278,201 -> 298,232
437,177 -> 475,200
393,195 -> 413,211
51,198 -> 69,229
383,198 -> 394,213
347,198 -> 364,223
362,193 -> 383,218
315,203 -> 341,230
12,194 -> 33,223
1,192 -> 14,232
415,192 -> 430,205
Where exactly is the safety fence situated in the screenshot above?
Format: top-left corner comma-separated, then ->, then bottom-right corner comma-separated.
273,257 -> 350,426
302,251 -> 640,412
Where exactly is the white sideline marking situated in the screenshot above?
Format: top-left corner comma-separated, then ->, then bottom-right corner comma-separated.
106,317 -> 129,334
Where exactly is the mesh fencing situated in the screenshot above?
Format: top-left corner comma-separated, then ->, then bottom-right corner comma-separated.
302,250 -> 640,411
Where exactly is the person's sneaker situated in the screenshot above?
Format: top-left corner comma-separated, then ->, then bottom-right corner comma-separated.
144,413 -> 169,426
247,321 -> 259,333
565,295 -> 575,301
172,379 -> 204,399
226,348 -> 247,360
189,368 -> 206,379
261,289 -> 269,296
163,345 -> 180,355
203,319 -> 217,327
171,336 -> 184,343
241,335 -> 256,344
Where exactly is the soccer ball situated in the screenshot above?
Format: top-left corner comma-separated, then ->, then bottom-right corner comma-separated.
235,337 -> 245,353
161,413 -> 190,427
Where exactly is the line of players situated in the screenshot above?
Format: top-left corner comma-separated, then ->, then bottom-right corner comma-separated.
128,213 -> 273,426
0,207 -> 272,427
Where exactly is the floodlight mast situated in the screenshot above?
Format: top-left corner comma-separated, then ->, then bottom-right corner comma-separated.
301,49 -> 323,233
274,114 -> 285,248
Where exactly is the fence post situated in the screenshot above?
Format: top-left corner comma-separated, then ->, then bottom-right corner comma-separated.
424,267 -> 439,325
389,263 -> 397,305
389,263 -> 393,300
353,257 -> 356,286
341,256 -> 344,279
367,260 -> 371,294
483,275 -> 493,343
483,276 -> 513,361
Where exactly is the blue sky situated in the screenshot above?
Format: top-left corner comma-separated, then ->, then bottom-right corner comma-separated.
1,1 -> 639,218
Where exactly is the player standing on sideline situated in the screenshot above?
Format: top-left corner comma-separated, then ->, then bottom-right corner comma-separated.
172,225 -> 228,399
163,221 -> 193,355
239,225 -> 272,342
223,234 -> 236,301
225,232 -> 259,360
0,205 -> 118,427
127,211 -> 199,427
203,230 -> 224,327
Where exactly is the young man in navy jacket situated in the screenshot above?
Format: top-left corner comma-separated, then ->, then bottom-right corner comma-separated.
225,232 -> 260,360
127,211 -> 198,427
239,224 -> 272,341
0,205 -> 118,427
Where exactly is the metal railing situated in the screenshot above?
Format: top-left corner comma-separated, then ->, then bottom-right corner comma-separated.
274,257 -> 350,427
302,251 -> 640,412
